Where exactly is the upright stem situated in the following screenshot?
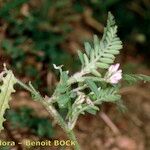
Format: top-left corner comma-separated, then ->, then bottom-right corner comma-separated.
67,130 -> 81,150
42,101 -> 81,150
16,79 -> 81,150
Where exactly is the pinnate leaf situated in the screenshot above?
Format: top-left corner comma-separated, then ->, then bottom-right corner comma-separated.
0,70 -> 16,131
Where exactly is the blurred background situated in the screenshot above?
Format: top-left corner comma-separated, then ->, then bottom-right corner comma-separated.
0,0 -> 150,150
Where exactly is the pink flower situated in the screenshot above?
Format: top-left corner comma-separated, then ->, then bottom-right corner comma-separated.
105,63 -> 122,84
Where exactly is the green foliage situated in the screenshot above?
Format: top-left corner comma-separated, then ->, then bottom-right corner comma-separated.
51,13 -> 149,131
53,13 -> 124,129
95,87 -> 121,102
0,69 -> 16,131
52,13 -> 121,120
78,12 -> 122,74
55,70 -> 71,108
6,107 -> 54,138
85,79 -> 99,97
123,74 -> 150,84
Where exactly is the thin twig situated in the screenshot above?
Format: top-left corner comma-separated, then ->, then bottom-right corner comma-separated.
99,112 -> 120,135
72,85 -> 87,93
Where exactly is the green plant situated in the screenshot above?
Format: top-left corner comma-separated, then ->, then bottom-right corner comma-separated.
0,13 -> 150,150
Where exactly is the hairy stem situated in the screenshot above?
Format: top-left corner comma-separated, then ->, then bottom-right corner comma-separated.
16,79 -> 81,150
16,79 -> 34,93
42,101 -> 80,150
67,130 -> 81,150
